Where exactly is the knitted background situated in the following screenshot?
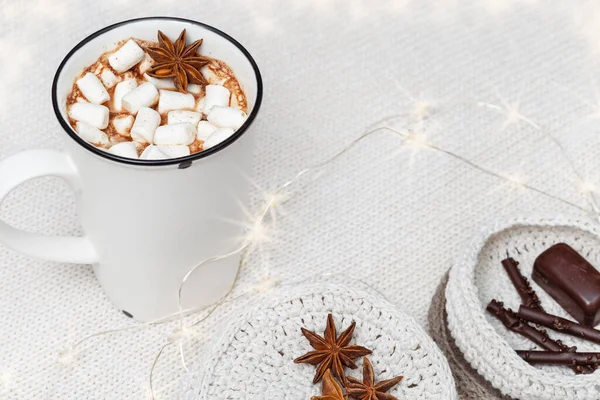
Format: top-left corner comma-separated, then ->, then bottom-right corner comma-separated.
2,0 -> 600,398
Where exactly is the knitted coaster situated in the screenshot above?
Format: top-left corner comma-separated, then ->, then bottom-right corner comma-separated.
194,282 -> 457,399
445,215 -> 600,400
428,271 -> 511,400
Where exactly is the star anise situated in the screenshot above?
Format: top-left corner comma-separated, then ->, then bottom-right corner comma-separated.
145,29 -> 210,93
294,314 -> 372,385
311,370 -> 347,400
346,358 -> 403,400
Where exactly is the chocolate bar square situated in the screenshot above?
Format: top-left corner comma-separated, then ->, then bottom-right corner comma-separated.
532,243 -> 600,327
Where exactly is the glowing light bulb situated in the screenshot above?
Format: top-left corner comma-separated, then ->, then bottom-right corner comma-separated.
172,326 -> 194,341
58,345 -> 78,365
580,181 -> 596,193
245,216 -> 271,246
478,97 -> 539,130
404,132 -> 429,148
505,107 -> 522,125
254,277 -> 280,293
224,197 -> 275,248
505,174 -> 525,186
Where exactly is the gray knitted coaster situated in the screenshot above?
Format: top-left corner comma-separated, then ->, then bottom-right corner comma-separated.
427,272 -> 512,400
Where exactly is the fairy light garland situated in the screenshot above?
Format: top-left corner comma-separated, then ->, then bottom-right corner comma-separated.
51,98 -> 600,400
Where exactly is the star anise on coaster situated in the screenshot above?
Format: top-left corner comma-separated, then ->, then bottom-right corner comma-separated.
294,314 -> 372,385
311,370 -> 347,400
346,358 -> 403,400
145,29 -> 210,93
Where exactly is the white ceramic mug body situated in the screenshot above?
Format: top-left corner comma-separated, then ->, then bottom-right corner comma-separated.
0,17 -> 262,321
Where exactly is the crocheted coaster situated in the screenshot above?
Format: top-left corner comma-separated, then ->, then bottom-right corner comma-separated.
428,271 -> 511,400
194,282 -> 457,399
445,215 -> 600,400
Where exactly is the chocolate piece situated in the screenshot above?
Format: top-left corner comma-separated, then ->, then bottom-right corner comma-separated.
501,258 -> 543,311
517,350 -> 600,367
518,305 -> 600,345
532,243 -> 600,327
487,301 -> 571,352
486,300 -> 591,374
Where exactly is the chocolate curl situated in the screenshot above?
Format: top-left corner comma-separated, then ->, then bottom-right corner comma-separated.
486,300 -> 592,374
501,258 -> 544,311
518,305 -> 600,345
487,300 -> 567,351
517,350 -> 600,367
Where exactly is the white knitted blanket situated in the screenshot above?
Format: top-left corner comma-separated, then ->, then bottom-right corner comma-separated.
2,0 -> 600,398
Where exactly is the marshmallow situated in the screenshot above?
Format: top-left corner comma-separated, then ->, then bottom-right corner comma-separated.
108,39 -> 145,73
195,97 -> 205,113
122,82 -> 159,115
143,73 -> 175,90
130,107 -> 161,143
196,121 -> 218,141
100,69 -> 119,89
154,123 -> 197,145
168,110 -> 202,125
157,90 -> 195,114
156,145 -> 191,158
68,102 -> 109,129
203,85 -> 230,114
112,115 -> 134,136
138,53 -> 154,74
75,121 -> 109,147
76,72 -> 110,104
207,106 -> 247,129
113,79 -> 138,112
140,145 -> 168,160
187,84 -> 202,94
108,142 -> 138,159
203,128 -> 235,149
201,65 -> 224,84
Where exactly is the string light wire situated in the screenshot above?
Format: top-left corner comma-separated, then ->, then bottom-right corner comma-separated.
149,342 -> 172,400
477,99 -> 600,218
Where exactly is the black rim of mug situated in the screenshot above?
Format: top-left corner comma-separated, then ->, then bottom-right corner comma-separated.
51,16 -> 263,167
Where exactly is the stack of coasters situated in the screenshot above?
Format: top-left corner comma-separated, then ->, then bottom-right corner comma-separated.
441,215 -> 600,400
428,272 -> 509,399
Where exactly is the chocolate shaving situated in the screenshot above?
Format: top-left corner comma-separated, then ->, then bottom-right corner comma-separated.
486,300 -> 593,374
518,305 -> 600,345
517,350 -> 600,367
501,258 -> 544,311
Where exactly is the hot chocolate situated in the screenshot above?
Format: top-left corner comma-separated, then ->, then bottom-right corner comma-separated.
66,29 -> 248,160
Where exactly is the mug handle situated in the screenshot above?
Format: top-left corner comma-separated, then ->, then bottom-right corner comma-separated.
0,149 -> 99,264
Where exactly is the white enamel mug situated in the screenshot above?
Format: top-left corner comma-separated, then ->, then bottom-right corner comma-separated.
0,17 -> 262,322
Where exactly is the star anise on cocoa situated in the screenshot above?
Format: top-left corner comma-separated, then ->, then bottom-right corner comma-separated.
346,358 -> 403,400
311,370 -> 348,400
294,314 -> 372,385
145,29 -> 210,93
